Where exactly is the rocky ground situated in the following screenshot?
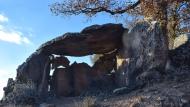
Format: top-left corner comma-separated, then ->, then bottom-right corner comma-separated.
42,66 -> 190,107
97,74 -> 190,107
1,66 -> 189,107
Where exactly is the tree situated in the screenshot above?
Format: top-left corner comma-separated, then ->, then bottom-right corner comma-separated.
50,0 -> 190,49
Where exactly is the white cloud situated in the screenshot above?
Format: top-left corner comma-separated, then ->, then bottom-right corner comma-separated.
0,14 -> 8,22
0,29 -> 31,45
0,14 -> 32,45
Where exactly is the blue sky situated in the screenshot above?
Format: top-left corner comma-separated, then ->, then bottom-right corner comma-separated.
0,0 -> 125,98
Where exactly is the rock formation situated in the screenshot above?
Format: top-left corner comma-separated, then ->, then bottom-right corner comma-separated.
71,62 -> 91,96
52,68 -> 72,97
90,53 -> 116,88
1,23 -> 125,105
38,23 -> 125,56
51,55 -> 70,69
114,21 -> 168,94
2,21 -> 190,106
169,34 -> 190,67
16,52 -> 49,85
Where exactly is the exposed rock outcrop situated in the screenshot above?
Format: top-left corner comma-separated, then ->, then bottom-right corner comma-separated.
1,80 -> 39,105
1,23 -> 124,104
96,76 -> 190,107
16,52 -> 49,85
114,21 -> 168,94
1,22 -> 190,107
16,52 -> 50,97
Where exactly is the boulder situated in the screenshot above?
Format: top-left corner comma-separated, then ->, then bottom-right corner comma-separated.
115,60 -> 128,87
52,62 -> 91,96
52,68 -> 73,97
169,34 -> 190,67
91,53 -> 116,76
71,62 -> 91,96
16,52 -> 49,86
3,78 -> 15,97
51,55 -> 70,69
114,21 -> 168,94
90,54 -> 116,87
38,23 -> 125,56
16,52 -> 51,98
1,80 -> 38,105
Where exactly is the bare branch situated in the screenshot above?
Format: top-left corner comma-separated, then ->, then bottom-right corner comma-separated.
50,0 -> 140,16
83,0 -> 140,15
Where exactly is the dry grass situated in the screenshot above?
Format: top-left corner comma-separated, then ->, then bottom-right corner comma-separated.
1,104 -> 34,107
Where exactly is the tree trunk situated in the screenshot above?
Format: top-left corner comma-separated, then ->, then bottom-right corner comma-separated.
141,0 -> 169,50
167,2 -> 179,49
167,17 -> 178,49
154,0 -> 168,47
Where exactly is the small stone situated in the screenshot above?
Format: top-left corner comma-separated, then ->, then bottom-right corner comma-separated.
157,97 -> 164,101
146,95 -> 151,99
154,91 -> 159,94
173,85 -> 179,88
40,103 -> 55,107
181,95 -> 190,104
181,99 -> 188,104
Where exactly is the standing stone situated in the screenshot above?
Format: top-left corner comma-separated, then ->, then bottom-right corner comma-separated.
38,57 -> 51,97
52,68 -> 73,97
71,62 -> 91,96
114,21 -> 168,94
90,53 -> 116,88
16,52 -> 49,87
16,52 -> 51,98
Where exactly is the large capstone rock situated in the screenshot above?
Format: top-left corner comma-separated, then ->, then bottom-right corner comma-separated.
115,21 -> 168,93
37,23 -> 125,56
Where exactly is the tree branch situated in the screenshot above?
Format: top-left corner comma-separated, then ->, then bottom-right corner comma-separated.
50,0 -> 141,16
81,0 -> 141,15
